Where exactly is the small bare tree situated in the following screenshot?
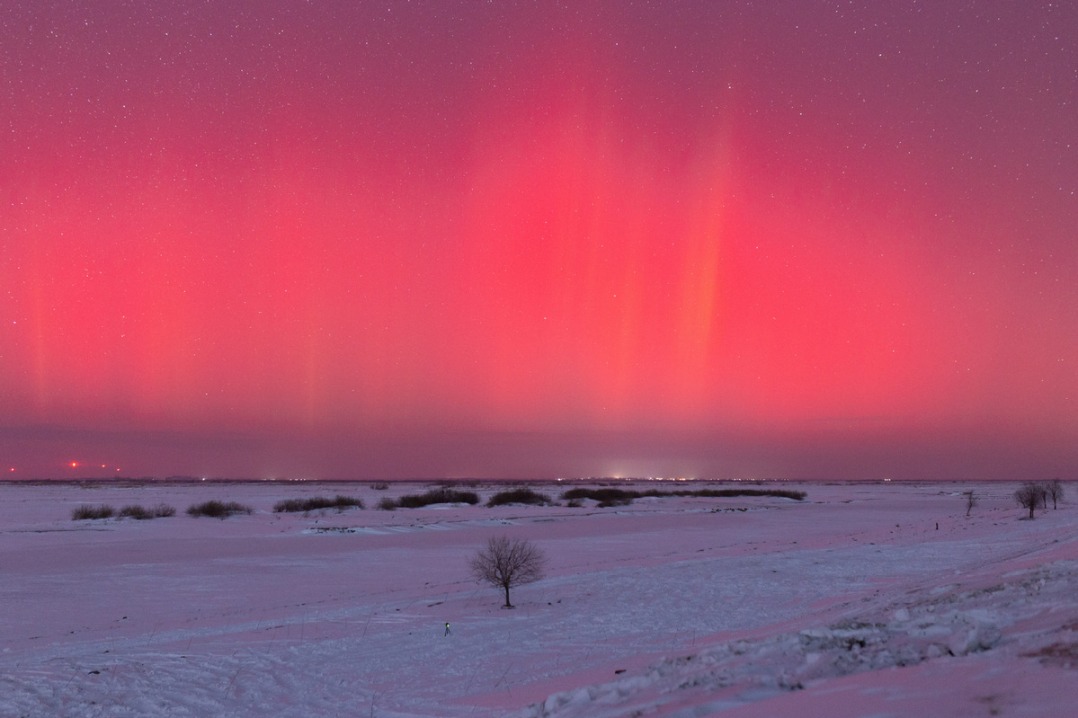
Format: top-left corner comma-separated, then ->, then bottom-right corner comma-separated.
963,490 -> 977,517
470,535 -> 546,608
1014,482 -> 1046,520
1045,479 -> 1064,510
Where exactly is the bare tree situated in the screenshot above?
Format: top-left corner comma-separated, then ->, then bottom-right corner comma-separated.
1045,479 -> 1064,510
963,490 -> 977,517
470,535 -> 546,608
1014,482 -> 1046,520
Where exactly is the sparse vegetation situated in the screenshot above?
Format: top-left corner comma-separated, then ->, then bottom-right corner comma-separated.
486,488 -> 552,507
72,504 -> 114,520
963,490 -> 977,517
273,495 -> 364,513
377,496 -> 398,511
186,500 -> 253,518
396,488 -> 480,508
118,504 -> 175,520
559,487 -> 807,506
470,535 -> 546,608
672,488 -> 807,501
561,487 -> 636,505
370,482 -> 390,491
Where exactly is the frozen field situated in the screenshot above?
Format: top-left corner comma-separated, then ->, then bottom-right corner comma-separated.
1,480 -> 1075,717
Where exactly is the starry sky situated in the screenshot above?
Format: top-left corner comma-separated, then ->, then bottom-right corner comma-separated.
2,1 -> 1075,480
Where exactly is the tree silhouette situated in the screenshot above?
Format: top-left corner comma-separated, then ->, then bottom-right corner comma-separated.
1014,482 -> 1046,520
964,490 -> 977,517
1045,479 -> 1064,510
470,535 -> 546,608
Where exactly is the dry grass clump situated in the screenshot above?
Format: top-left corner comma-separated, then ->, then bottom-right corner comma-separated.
393,488 -> 480,509
186,500 -> 253,518
273,495 -> 364,513
118,504 -> 176,520
73,503 -> 176,520
71,504 -> 114,520
486,488 -> 552,507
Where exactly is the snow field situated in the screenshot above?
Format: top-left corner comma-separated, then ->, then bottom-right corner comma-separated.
1,480 -> 1074,717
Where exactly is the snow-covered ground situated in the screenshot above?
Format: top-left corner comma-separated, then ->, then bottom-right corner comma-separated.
1,480 -> 1074,717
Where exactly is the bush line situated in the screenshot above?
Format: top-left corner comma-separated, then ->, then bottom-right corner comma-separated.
119,503 -> 176,520
71,486 -> 805,520
559,487 -> 807,505
380,488 -> 480,510
72,503 -> 176,521
71,504 -> 115,520
186,500 -> 253,518
273,495 -> 364,513
486,488 -> 552,507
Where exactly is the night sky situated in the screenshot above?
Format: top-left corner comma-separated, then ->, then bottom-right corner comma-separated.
2,1 -> 1075,480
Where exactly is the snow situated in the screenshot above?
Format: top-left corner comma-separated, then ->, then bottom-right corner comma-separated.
1,480 -> 1074,717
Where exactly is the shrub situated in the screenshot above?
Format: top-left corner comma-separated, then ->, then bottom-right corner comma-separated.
486,488 -> 552,507
333,494 -> 364,510
118,503 -> 176,520
377,496 -> 398,511
274,498 -> 304,513
273,495 -> 364,513
370,482 -> 390,491
560,487 -> 637,504
72,504 -> 114,521
119,505 -> 151,520
186,500 -> 253,519
397,488 -> 480,508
